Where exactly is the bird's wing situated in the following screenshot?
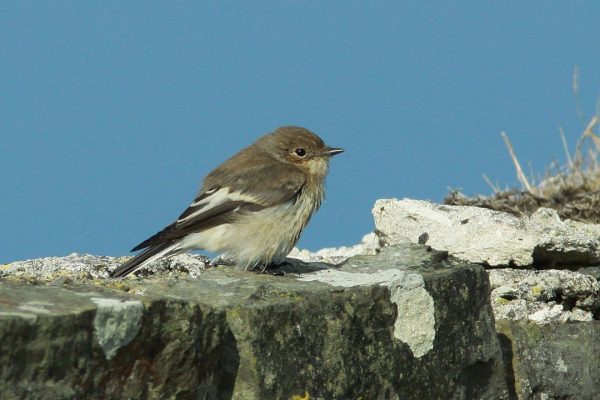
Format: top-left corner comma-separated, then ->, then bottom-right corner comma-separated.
131,162 -> 306,251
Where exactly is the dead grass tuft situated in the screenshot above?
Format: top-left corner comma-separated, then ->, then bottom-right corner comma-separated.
445,105 -> 600,223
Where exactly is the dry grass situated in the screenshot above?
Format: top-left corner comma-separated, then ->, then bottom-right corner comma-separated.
445,89 -> 600,224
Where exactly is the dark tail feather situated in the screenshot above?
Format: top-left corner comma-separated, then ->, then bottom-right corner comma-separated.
110,242 -> 173,278
131,222 -> 177,252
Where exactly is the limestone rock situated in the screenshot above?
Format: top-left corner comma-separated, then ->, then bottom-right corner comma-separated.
373,198 -> 600,268
288,232 -> 381,264
489,268 -> 600,400
0,244 -> 506,400
488,268 -> 600,323
1,252 -> 209,281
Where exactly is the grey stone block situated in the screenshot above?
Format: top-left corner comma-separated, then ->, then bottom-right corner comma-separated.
497,320 -> 600,400
0,244 -> 506,400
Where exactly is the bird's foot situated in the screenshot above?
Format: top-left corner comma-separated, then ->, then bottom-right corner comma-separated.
258,260 -> 295,276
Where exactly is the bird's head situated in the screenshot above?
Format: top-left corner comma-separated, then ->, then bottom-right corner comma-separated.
260,126 -> 344,180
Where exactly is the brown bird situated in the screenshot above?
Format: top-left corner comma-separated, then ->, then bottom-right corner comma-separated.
110,126 -> 343,277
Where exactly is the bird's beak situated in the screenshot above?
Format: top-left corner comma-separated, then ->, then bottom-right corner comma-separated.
321,147 -> 344,157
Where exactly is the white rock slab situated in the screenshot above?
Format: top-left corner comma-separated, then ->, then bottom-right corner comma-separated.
373,198 -> 600,267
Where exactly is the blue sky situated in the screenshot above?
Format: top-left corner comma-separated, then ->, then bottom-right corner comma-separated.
2,2 -> 600,263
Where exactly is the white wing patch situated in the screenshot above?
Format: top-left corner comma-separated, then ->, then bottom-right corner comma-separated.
179,187 -> 257,224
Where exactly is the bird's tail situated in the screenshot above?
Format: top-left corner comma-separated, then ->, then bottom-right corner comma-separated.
110,242 -> 178,278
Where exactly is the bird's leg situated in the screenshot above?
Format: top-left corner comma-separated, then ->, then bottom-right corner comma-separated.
259,260 -> 293,276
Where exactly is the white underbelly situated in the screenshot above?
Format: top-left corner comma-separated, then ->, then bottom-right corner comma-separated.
179,196 -> 318,268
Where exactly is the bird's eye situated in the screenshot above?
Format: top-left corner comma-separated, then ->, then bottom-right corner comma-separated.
294,148 -> 307,157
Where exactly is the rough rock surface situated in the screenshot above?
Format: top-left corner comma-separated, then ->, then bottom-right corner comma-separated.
373,198 -> 600,268
0,244 -> 506,400
373,198 -> 600,400
489,268 -> 600,324
497,320 -> 600,400
288,232 -> 381,264
6,197 -> 600,399
1,234 -> 379,282
1,252 -> 209,280
489,269 -> 600,400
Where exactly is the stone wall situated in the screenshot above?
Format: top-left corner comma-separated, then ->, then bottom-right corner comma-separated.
2,244 -> 507,399
375,199 -> 600,400
2,198 -> 599,399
